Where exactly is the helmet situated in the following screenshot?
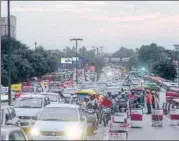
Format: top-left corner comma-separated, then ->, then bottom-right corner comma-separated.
89,95 -> 95,100
84,97 -> 89,102
104,94 -> 109,98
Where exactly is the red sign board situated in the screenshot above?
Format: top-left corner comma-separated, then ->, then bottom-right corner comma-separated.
88,65 -> 96,71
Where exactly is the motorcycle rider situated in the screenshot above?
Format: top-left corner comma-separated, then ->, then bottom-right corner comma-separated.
99,94 -> 112,108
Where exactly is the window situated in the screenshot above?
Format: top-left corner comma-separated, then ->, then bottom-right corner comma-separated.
7,108 -> 16,119
9,131 -> 26,140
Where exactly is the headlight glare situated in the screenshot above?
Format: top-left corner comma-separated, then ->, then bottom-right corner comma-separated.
30,127 -> 40,136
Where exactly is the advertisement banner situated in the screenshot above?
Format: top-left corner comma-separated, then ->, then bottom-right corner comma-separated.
61,58 -> 72,64
72,57 -> 79,62
88,65 -> 96,71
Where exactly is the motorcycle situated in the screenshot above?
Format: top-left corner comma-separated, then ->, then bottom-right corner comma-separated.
101,107 -> 111,126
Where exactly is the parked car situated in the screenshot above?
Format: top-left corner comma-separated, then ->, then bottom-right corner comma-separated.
1,125 -> 28,140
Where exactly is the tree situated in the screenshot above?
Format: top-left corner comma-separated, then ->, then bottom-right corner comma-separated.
138,43 -> 165,72
153,61 -> 177,81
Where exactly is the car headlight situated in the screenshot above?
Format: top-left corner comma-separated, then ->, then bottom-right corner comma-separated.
65,126 -> 82,139
30,127 -> 40,136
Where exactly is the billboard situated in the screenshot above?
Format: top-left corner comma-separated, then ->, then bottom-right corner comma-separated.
88,65 -> 96,71
72,57 -> 79,62
61,58 -> 72,64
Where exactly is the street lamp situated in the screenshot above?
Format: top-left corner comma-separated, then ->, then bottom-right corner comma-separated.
70,38 -> 83,83
7,0 -> 12,105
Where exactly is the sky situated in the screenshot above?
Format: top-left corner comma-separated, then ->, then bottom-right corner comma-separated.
1,1 -> 179,53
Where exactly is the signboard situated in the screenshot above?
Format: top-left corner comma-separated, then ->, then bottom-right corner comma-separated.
1,87 -> 8,93
88,65 -> 96,71
61,58 -> 72,64
72,57 -> 79,62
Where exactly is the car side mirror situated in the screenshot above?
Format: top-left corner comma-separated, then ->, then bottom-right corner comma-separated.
6,120 -> 13,125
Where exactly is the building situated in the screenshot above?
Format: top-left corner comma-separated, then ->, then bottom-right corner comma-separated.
1,15 -> 16,39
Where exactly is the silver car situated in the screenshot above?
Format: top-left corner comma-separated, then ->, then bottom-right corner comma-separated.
38,92 -> 62,104
1,125 -> 28,140
13,95 -> 49,134
31,103 -> 88,140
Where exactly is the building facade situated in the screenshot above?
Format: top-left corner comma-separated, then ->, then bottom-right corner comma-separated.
1,15 -> 16,39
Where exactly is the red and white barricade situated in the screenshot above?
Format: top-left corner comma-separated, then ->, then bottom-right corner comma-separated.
170,108 -> 179,126
130,108 -> 143,128
109,113 -> 129,140
110,113 -> 128,131
152,108 -> 163,127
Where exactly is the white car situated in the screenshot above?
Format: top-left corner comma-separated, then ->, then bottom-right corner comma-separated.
31,103 -> 88,140
13,95 -> 50,130
38,92 -> 62,104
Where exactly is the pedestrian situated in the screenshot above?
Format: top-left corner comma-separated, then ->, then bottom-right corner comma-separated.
145,90 -> 152,114
151,91 -> 156,109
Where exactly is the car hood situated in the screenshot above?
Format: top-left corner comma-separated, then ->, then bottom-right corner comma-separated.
15,108 -> 42,117
33,121 -> 81,132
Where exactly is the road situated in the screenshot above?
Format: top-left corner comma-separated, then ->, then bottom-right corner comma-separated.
87,88 -> 179,140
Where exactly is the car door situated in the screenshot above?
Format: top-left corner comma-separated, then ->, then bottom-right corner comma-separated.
9,130 -> 28,140
7,107 -> 19,125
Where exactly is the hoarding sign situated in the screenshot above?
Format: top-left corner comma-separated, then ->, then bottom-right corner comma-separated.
61,58 -> 72,64
72,57 -> 79,62
88,65 -> 96,71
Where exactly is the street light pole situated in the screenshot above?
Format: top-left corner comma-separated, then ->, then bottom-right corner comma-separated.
7,0 -> 12,105
92,46 -> 103,81
70,38 -> 83,84
34,42 -> 37,50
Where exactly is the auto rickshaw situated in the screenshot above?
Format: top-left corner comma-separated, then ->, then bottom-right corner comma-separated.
76,89 -> 98,134
76,89 -> 97,104
130,87 -> 145,106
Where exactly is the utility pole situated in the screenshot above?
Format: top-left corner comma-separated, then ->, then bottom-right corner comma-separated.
82,46 -> 87,81
7,0 -> 12,105
34,42 -> 37,50
174,45 -> 179,86
70,38 -> 83,84
92,46 -> 103,81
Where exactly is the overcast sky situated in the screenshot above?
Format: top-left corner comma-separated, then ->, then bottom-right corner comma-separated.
1,1 -> 179,52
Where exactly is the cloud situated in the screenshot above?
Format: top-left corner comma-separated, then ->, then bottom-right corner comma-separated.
81,12 -> 165,23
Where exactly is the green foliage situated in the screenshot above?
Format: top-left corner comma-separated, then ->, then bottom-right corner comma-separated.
153,61 -> 177,81
1,37 -> 105,86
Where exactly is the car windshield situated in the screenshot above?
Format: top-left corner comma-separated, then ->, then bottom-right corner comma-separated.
77,94 -> 89,101
1,110 -> 3,125
64,89 -> 76,94
105,88 -> 119,93
14,97 -> 42,108
43,95 -> 57,102
39,107 -> 78,121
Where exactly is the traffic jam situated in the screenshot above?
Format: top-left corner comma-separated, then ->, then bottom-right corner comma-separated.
1,66 -> 179,140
